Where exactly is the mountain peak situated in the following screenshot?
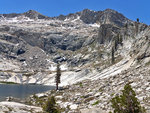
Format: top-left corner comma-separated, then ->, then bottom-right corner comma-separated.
0,10 -> 50,20
23,10 -> 50,19
82,9 -> 94,12
104,8 -> 117,13
25,10 -> 40,15
56,8 -> 129,26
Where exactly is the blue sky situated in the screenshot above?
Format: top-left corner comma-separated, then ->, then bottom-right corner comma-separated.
0,0 -> 149,24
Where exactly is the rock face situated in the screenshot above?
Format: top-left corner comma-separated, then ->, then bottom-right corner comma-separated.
57,9 -> 130,26
23,10 -> 50,19
97,24 -> 120,44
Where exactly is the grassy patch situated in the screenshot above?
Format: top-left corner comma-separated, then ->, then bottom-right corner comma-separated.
0,81 -> 17,84
75,82 -> 83,88
111,93 -> 115,96
23,73 -> 35,77
92,100 -> 100,106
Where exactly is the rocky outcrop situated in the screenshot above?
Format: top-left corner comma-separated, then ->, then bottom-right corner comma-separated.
23,10 -> 50,19
57,9 -> 131,27
97,24 -> 120,44
0,101 -> 42,113
80,9 -> 99,24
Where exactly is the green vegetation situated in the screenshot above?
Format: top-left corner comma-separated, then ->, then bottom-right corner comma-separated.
110,83 -> 146,113
23,73 -> 35,77
99,88 -> 104,92
42,96 -> 60,113
0,81 -> 17,84
137,18 -> 139,23
79,82 -> 83,87
111,93 -> 115,96
135,18 -> 139,35
92,100 -> 100,106
75,82 -> 83,88
30,94 -> 45,106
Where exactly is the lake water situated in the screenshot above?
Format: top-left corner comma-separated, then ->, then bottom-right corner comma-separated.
0,84 -> 55,101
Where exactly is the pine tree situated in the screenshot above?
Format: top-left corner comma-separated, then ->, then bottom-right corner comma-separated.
119,35 -> 123,46
111,47 -> 115,64
124,23 -> 128,38
135,18 -> 139,35
114,33 -> 123,51
111,83 -> 146,113
43,96 -> 60,113
114,39 -> 118,51
55,63 -> 61,90
114,35 -> 119,50
137,18 -> 139,23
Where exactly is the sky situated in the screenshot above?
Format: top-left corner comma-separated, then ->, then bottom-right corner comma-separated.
0,0 -> 149,24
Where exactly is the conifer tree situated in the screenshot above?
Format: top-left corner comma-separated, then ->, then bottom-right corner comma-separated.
124,23 -> 128,38
111,47 -> 115,64
55,63 -> 61,90
119,35 -> 123,46
135,18 -> 139,35
137,18 -> 139,23
114,35 -> 118,51
111,83 -> 145,113
114,39 -> 118,51
114,34 -> 123,51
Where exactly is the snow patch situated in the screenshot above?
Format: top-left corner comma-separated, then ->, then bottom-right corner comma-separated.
48,64 -> 68,71
89,23 -> 100,27
71,16 -> 80,22
0,16 -> 34,23
70,104 -> 78,110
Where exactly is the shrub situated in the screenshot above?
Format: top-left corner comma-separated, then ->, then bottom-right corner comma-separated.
43,96 -> 60,113
110,83 -> 146,113
79,82 -> 83,87
92,100 -> 99,106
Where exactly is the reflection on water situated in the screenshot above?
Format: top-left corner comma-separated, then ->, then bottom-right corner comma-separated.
0,84 -> 55,101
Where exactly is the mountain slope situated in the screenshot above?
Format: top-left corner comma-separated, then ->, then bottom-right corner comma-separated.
0,9 -> 148,85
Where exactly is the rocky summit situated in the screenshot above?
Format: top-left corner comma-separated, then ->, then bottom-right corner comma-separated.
0,9 -> 150,113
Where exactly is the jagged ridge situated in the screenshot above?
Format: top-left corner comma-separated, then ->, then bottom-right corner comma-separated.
0,10 -> 50,19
